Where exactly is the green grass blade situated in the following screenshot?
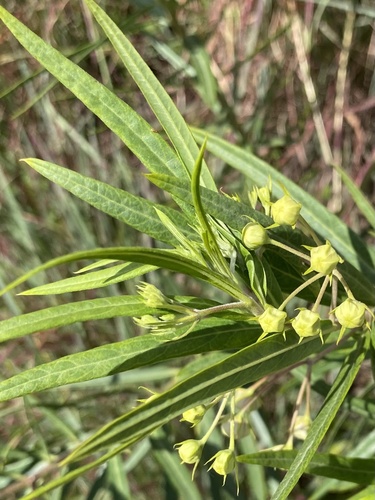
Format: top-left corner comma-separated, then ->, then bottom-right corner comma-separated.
64,329 -> 333,463
0,319 -> 261,400
191,128 -> 375,281
0,7 -> 185,179
22,158 -> 195,246
271,334 -> 368,500
237,450 -> 375,485
84,0 -> 216,190
333,164 -> 375,230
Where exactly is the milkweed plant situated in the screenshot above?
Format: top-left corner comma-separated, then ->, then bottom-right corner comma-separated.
1,2 -> 375,499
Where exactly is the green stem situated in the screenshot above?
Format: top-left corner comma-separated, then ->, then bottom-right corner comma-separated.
201,394 -> 229,445
333,269 -> 354,299
269,239 -> 310,262
312,275 -> 330,312
279,273 -> 324,311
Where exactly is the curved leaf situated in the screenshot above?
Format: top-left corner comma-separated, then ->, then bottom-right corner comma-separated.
237,450 -> 375,485
65,326 -> 334,463
22,158 -> 196,246
0,7 -> 185,178
1,247 -> 253,306
0,319 -> 261,401
84,0 -> 216,190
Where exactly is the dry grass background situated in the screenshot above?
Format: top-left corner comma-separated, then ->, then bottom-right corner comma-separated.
0,1 -> 375,498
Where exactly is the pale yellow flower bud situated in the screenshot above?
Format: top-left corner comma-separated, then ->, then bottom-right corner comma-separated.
305,241 -> 343,276
292,309 -> 322,341
271,195 -> 302,227
293,414 -> 312,440
181,405 -> 207,426
242,222 -> 270,249
334,298 -> 366,329
258,305 -> 287,334
208,449 -> 236,481
175,439 -> 202,465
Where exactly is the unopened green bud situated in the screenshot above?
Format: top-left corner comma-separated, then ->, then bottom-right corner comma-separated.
271,195 -> 302,227
292,309 -> 322,341
137,282 -> 169,307
242,222 -> 270,249
175,439 -> 202,465
258,305 -> 287,335
334,298 -> 366,329
181,405 -> 206,426
305,241 -> 343,276
208,449 -> 236,480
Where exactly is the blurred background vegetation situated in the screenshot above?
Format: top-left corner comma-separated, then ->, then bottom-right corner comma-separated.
0,0 -> 375,498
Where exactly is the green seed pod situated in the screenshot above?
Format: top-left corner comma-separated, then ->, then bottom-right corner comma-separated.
292,309 -> 321,340
242,222 -> 270,249
271,195 -> 302,227
181,405 -> 207,426
258,305 -> 287,334
175,439 -> 202,465
334,298 -> 366,329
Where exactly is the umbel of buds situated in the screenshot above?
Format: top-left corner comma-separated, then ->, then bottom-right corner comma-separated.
271,195 -> 302,227
242,222 -> 270,249
304,241 -> 343,276
292,309 -> 322,342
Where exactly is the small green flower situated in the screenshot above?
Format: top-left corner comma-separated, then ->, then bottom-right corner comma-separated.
258,305 -> 287,337
242,222 -> 270,250
137,282 -> 170,307
304,241 -> 343,276
271,195 -> 302,227
181,405 -> 207,426
292,309 -> 322,342
175,439 -> 203,477
207,449 -> 236,485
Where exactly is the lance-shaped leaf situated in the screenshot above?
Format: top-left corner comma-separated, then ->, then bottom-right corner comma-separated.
64,327 -> 333,463
237,450 -> 375,485
0,319 -> 261,401
84,0 -> 216,190
22,158 -> 196,246
1,247 -> 254,307
0,6 -> 185,179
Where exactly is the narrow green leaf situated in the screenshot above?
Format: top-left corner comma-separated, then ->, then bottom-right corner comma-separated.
64,328 -> 333,463
1,247 -> 252,305
0,6 -> 185,178
0,319 -> 261,400
84,0 -> 216,190
22,158 -> 195,246
191,128 -> 375,281
20,263 -> 156,295
237,450 -> 375,485
333,163 -> 375,230
0,295 -> 153,343
272,334 -> 369,500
